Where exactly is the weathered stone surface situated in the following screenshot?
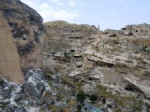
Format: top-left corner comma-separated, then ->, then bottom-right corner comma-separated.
6,104 -> 15,112
15,107 -> 26,112
22,70 -> 46,100
0,0 -> 46,71
14,93 -> 23,101
125,77 -> 150,98
82,84 -> 98,95
122,24 -> 150,36
84,101 -> 103,112
0,11 -> 23,83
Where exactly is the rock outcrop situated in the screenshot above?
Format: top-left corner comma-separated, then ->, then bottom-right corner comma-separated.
0,18 -> 149,111
0,0 -> 46,70
85,24 -> 150,98
82,84 -> 98,95
0,11 -> 23,83
121,24 -> 150,37
42,21 -> 150,109
125,76 -> 150,98
0,0 -> 46,83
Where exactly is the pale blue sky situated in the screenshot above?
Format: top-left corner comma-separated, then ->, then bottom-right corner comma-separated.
21,0 -> 150,30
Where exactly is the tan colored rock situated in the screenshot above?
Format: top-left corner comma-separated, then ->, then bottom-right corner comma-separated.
0,11 -> 24,83
0,0 -> 46,70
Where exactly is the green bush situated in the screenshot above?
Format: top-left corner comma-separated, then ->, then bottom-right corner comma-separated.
76,91 -> 86,104
89,95 -> 98,102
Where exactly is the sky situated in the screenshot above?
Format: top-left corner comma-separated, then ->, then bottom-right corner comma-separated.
21,0 -> 150,30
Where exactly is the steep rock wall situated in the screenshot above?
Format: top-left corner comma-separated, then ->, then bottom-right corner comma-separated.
0,11 -> 23,83
0,0 -> 46,71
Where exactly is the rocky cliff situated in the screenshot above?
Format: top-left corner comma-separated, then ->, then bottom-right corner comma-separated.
86,24 -> 150,99
0,19 -> 150,111
0,1 -> 150,111
0,0 -> 46,71
41,21 -> 150,111
0,0 -> 45,83
0,11 -> 23,83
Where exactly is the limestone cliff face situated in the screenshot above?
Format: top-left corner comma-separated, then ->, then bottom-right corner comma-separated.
0,11 -> 23,83
0,0 -> 46,71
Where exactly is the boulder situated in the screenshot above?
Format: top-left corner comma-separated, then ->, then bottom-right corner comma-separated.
84,101 -> 103,112
82,84 -> 98,95
106,98 -> 115,104
22,70 -> 46,99
124,77 -> 150,98
0,0 -> 46,71
74,62 -> 82,67
0,11 -> 24,83
23,81 -> 45,100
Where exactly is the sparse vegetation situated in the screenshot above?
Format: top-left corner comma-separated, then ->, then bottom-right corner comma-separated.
96,84 -> 142,111
76,91 -> 86,104
89,94 -> 98,102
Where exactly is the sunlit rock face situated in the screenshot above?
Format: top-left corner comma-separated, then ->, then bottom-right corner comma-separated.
0,0 -> 150,111
0,0 -> 46,71
43,21 -> 150,101
0,11 -> 23,83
